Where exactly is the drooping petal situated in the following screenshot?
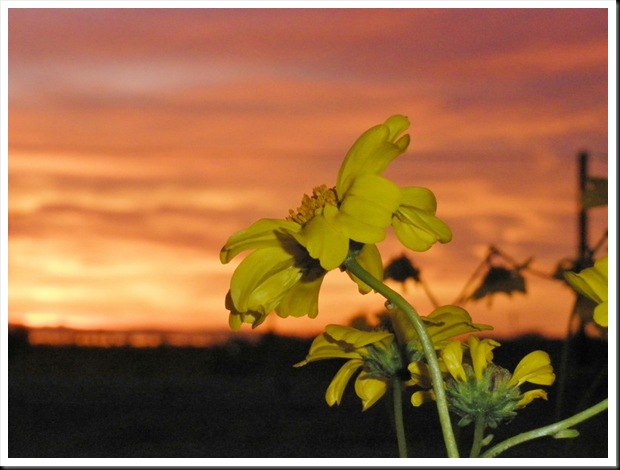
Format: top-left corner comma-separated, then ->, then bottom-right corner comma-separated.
564,256 -> 608,328
509,350 -> 555,387
347,243 -> 384,294
564,271 -> 604,304
325,359 -> 363,406
226,291 -> 269,331
468,336 -> 500,380
294,334 -> 363,366
423,305 -> 493,346
411,390 -> 436,407
220,218 -> 301,263
228,310 -> 243,331
565,256 -> 608,300
324,324 -> 393,348
355,371 -> 389,411
393,188 -> 453,252
276,275 -> 325,319
441,340 -> 467,382
229,247 -> 302,314
336,115 -> 410,197
407,361 -> 433,388
295,325 -> 392,366
516,389 -> 548,408
593,301 -> 608,327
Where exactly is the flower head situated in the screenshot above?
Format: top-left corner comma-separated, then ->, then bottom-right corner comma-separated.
411,335 -> 555,429
564,255 -> 608,327
295,324 -> 407,410
221,115 -> 453,329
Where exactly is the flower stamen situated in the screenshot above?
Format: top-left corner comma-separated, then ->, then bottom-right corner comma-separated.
287,184 -> 338,225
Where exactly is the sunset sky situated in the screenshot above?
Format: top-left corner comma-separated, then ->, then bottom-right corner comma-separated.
4,4 -> 614,340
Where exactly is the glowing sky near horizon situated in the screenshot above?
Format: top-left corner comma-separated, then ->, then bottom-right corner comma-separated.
7,6 -> 611,339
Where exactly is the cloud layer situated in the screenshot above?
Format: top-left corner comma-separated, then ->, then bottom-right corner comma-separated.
8,7 -> 609,338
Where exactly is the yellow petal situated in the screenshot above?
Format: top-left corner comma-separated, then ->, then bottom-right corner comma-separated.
407,361 -> 433,388
337,174 -> 401,241
468,336 -> 500,380
336,115 -> 410,197
393,205 -> 452,252
228,312 -> 243,331
355,372 -> 389,411
441,340 -> 467,382
276,275 -> 325,319
220,218 -> 300,263
325,359 -> 362,406
564,272 -> 603,303
292,207 -> 350,271
564,255 -> 608,304
225,291 -> 268,330
516,389 -> 548,408
295,343 -> 361,366
330,212 -> 386,245
347,244 -> 384,294
229,247 -> 301,314
509,350 -> 555,387
423,305 -> 493,346
324,324 -> 393,348
411,390 -> 436,407
593,301 -> 608,327
296,326 -> 390,365
400,186 -> 438,212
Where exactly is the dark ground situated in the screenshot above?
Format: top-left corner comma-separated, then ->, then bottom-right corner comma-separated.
8,329 -> 609,458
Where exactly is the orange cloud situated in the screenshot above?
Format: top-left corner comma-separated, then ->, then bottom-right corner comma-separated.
7,8 -> 610,339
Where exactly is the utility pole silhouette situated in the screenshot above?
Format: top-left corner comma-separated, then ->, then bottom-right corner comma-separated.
555,150 -> 608,420
577,151 -> 592,271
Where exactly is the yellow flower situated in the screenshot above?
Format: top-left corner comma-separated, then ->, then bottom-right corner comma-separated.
220,115 -> 453,329
295,324 -> 405,411
564,255 -> 608,327
411,336 -> 555,428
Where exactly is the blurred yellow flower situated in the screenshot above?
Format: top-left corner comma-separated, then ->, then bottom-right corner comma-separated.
295,324 -> 407,411
411,335 -> 555,428
564,255 -> 608,327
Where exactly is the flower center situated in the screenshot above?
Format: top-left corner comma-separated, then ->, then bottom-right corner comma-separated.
287,184 -> 338,225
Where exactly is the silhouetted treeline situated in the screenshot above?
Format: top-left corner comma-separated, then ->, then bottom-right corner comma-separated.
8,331 -> 608,458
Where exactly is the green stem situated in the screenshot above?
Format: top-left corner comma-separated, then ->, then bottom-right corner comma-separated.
469,415 -> 486,458
344,256 -> 460,458
481,398 -> 608,458
392,378 -> 408,458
